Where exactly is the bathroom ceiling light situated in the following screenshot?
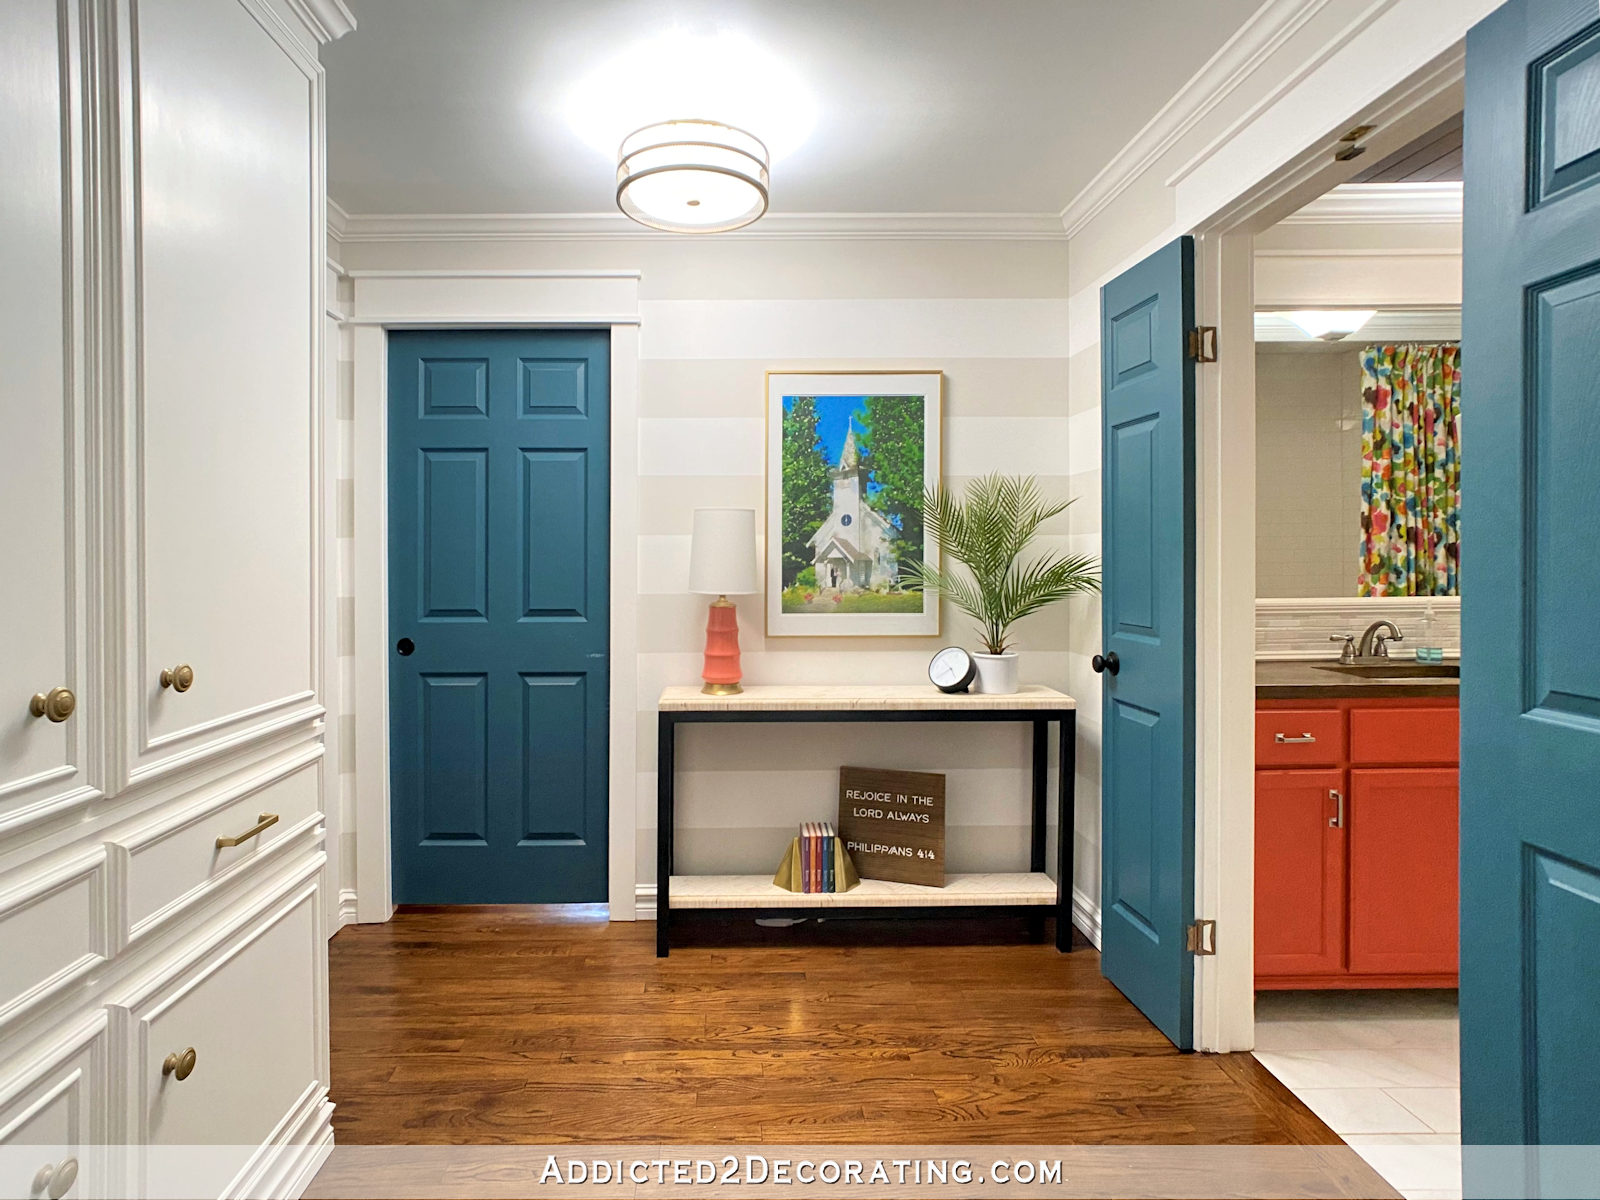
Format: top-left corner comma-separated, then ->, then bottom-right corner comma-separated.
1281,310 -> 1378,341
616,119 -> 770,233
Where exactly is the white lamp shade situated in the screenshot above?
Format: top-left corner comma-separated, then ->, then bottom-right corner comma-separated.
688,508 -> 759,595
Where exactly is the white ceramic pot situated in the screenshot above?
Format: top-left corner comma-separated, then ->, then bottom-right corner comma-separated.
972,651 -> 1020,695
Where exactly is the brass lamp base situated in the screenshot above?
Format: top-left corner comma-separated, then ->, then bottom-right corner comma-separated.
701,681 -> 743,696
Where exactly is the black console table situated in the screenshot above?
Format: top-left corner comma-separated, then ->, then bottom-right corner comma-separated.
655,684 -> 1077,957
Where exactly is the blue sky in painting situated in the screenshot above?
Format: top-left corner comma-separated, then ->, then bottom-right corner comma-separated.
785,394 -> 882,498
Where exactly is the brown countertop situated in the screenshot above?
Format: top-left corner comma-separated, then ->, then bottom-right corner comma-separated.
1256,659 -> 1460,700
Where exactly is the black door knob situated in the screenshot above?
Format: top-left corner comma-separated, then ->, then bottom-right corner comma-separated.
1091,651 -> 1119,675
396,637 -> 414,656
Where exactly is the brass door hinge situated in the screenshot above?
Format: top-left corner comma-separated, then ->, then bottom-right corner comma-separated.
1186,919 -> 1217,955
1187,326 -> 1218,363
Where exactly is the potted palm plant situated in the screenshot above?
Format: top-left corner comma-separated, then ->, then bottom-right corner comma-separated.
902,474 -> 1100,694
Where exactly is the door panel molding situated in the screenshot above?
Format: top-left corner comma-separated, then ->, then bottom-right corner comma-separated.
1098,236 -> 1197,1050
116,0 -> 326,791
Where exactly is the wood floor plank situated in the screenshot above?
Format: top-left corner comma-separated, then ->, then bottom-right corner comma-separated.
328,908 -> 1344,1147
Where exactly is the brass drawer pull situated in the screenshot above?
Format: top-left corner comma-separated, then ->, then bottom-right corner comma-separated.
31,1156 -> 79,1199
160,664 -> 195,692
216,812 -> 279,848
1329,788 -> 1346,829
1274,732 -> 1317,744
162,1046 -> 197,1081
29,686 -> 76,722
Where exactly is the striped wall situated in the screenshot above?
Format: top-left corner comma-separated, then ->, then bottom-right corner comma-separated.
327,235 -> 1099,927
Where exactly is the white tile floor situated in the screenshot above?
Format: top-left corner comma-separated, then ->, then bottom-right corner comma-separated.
1254,990 -> 1461,1200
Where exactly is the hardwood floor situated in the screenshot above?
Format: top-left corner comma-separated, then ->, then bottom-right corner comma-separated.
328,907 -> 1342,1146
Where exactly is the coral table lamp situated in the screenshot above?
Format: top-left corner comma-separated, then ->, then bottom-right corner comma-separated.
688,508 -> 758,695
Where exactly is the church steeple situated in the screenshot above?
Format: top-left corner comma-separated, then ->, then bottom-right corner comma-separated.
837,424 -> 861,473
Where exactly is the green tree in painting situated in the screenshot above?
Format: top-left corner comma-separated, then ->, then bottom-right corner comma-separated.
781,396 -> 831,586
859,395 -> 925,558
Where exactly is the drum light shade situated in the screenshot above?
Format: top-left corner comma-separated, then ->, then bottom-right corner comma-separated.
688,508 -> 759,596
616,119 -> 770,233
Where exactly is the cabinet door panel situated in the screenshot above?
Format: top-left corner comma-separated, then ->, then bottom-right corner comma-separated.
1255,769 -> 1346,978
1348,768 -> 1459,975
120,874 -> 324,1200
123,0 -> 321,784
0,0 -> 99,829
0,1017 -> 108,1200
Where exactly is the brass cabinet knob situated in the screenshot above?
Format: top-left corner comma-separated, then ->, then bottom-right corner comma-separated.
30,1157 -> 78,1199
29,687 -> 76,722
159,664 -> 194,692
162,1046 -> 197,1080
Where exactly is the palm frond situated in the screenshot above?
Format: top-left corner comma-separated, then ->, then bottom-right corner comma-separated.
908,474 -> 1100,655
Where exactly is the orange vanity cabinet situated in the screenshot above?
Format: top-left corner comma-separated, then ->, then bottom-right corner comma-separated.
1255,696 -> 1459,989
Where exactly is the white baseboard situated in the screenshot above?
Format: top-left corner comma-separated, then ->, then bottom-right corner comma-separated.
634,883 -> 657,921
336,887 -> 358,929
634,882 -> 1103,948
226,1084 -> 335,1200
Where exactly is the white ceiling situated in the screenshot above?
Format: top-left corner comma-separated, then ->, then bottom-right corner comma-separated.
323,0 -> 1268,217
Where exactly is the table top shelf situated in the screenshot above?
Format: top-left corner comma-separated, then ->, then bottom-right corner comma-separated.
667,871 -> 1058,910
658,684 -> 1075,713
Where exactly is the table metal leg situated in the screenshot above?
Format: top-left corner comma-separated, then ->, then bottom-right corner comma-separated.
1056,712 -> 1076,952
1030,718 -> 1048,872
656,713 -> 674,958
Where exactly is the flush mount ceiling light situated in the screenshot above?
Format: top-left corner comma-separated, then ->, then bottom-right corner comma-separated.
1281,309 -> 1378,341
616,119 -> 770,233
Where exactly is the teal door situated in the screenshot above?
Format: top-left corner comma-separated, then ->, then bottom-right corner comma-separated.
1097,238 -> 1197,1049
1461,0 -> 1600,1186
388,329 -> 609,903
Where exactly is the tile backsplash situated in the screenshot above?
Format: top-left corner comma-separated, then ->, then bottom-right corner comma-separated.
1257,598 -> 1461,660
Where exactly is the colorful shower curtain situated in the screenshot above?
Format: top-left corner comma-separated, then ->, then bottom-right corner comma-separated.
1358,343 -> 1461,596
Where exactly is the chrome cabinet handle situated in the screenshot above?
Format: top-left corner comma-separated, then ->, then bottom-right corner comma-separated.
160,664 -> 194,692
31,1157 -> 79,1199
1329,789 -> 1345,829
216,812 -> 279,848
29,686 -> 76,722
1275,732 -> 1317,744
162,1047 -> 197,1080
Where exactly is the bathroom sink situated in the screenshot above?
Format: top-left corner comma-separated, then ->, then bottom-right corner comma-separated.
1312,662 -> 1460,680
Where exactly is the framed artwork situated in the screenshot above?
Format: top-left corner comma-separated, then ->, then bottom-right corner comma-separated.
764,370 -> 942,637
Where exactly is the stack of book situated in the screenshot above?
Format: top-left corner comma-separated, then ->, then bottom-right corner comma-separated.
799,821 -> 840,893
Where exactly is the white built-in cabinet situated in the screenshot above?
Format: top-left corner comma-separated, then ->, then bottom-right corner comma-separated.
0,1 -> 349,1197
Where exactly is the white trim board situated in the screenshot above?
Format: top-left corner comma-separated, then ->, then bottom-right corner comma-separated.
346,269 -> 640,922
326,211 -> 1069,244
1279,181 -> 1462,224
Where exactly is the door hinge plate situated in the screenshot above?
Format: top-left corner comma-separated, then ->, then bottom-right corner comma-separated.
1187,326 -> 1218,363
1186,919 -> 1217,955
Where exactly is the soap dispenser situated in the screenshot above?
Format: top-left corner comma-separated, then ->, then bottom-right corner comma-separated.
1416,601 -> 1444,663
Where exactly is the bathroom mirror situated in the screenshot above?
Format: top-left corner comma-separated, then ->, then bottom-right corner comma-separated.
1255,307 -> 1462,602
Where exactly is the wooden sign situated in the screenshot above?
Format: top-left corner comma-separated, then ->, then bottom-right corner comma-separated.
837,766 -> 945,887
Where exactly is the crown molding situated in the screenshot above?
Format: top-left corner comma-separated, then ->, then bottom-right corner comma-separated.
326,198 -> 350,242
325,209 -> 1068,244
1058,0 -> 1335,238
281,0 -> 355,43
1279,181 -> 1463,224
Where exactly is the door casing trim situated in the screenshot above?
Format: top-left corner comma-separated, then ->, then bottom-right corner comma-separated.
343,269 -> 641,922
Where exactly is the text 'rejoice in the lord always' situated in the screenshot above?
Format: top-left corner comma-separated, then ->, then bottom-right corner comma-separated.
837,766 -> 946,887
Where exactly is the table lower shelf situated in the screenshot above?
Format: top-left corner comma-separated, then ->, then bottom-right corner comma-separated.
666,871 -> 1057,910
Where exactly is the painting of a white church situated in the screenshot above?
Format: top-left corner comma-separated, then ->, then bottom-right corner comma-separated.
767,374 -> 939,634
807,425 -> 901,591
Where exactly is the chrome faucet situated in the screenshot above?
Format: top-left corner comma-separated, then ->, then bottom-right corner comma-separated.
1357,620 -> 1404,659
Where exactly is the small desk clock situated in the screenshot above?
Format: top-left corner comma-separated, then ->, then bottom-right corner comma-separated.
929,646 -> 977,693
